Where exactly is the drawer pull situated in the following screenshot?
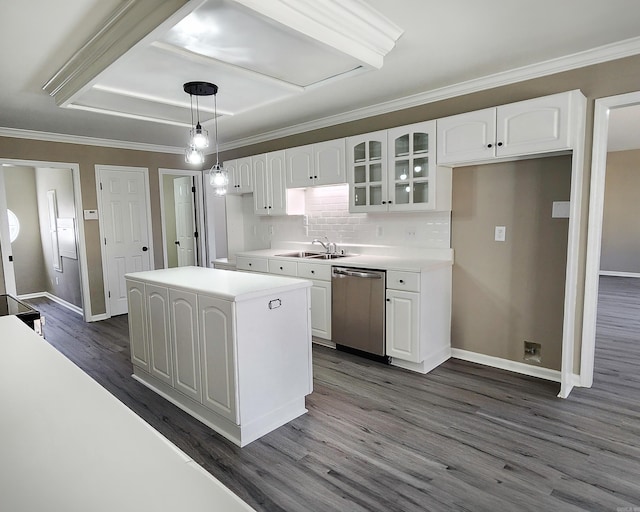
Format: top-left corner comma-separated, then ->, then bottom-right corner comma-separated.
279,266 -> 283,270
399,279 -> 405,284
268,299 -> 282,310
311,270 -> 315,274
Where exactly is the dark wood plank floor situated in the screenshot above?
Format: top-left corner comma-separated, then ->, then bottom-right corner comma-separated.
24,277 -> 640,511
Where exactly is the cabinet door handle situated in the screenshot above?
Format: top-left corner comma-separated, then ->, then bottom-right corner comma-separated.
388,200 -> 393,204
487,143 -> 493,148
264,206 -> 267,209
311,270 -> 315,274
382,201 -> 387,204
399,279 -> 404,284
279,266 -> 283,270
497,141 -> 503,147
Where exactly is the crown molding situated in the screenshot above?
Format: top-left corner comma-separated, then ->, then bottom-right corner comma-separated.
218,35 -> 640,151
7,35 -> 640,155
43,0 -> 192,107
0,127 -> 183,155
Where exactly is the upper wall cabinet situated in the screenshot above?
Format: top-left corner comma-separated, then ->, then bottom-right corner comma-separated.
224,156 -> 253,194
436,90 -> 584,166
285,139 -> 346,188
253,151 -> 305,216
347,121 -> 446,212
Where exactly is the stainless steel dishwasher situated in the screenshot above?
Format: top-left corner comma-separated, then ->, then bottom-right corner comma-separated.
331,266 -> 388,362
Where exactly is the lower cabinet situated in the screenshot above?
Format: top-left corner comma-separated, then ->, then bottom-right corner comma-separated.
309,279 -> 331,340
386,289 -> 420,362
385,267 -> 452,374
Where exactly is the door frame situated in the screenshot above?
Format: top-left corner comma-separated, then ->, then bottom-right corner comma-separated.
0,159 -> 90,319
95,164 -> 154,319
580,90 -> 640,388
158,168 -> 206,268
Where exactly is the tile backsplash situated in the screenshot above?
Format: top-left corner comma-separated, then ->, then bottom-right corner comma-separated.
238,184 -> 451,253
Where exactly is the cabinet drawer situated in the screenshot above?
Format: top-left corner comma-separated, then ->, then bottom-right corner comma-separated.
387,270 -> 420,292
236,256 -> 269,273
297,261 -> 331,281
268,259 -> 298,276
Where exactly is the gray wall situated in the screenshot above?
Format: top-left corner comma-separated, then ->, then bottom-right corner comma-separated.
35,167 -> 82,307
600,150 -> 640,273
4,166 -> 48,295
451,156 -> 572,371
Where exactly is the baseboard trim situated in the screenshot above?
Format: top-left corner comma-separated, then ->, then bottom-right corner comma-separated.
599,271 -> 640,279
451,348 -> 562,382
18,292 -> 83,316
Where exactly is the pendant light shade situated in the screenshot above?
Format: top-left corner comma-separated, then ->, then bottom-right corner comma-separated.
183,81 -> 228,195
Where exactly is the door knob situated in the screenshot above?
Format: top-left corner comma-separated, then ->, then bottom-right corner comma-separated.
142,246 -> 148,251
174,241 -> 180,245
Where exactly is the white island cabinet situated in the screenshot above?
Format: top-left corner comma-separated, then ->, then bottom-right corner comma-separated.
126,267 -> 313,447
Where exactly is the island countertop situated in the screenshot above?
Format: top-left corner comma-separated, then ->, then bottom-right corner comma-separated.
126,266 -> 311,302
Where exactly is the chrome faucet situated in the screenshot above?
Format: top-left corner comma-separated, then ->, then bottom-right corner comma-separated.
313,236 -> 337,254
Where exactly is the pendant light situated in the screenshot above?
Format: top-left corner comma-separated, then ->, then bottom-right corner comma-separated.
183,81 -> 228,195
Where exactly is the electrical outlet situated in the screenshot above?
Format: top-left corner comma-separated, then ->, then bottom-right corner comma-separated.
524,341 -> 541,363
494,226 -> 506,242
405,227 -> 417,239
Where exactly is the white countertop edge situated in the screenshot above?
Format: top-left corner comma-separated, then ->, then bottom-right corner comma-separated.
126,267 -> 311,301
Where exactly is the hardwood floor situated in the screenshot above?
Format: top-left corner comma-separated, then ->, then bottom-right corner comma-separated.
24,278 -> 640,511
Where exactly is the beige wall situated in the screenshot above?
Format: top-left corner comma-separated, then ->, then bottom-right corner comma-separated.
162,174 -> 179,268
451,157 -> 571,370
601,149 -> 640,273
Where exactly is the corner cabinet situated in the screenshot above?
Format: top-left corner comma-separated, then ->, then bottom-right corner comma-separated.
437,90 -> 584,165
125,267 -> 313,447
347,121 -> 448,212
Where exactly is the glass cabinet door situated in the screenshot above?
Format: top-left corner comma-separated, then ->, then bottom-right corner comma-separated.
387,121 -> 436,211
347,132 -> 388,212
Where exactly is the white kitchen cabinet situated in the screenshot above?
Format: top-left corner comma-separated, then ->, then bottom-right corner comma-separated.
169,288 -> 201,402
385,266 -> 452,374
126,267 -> 312,447
347,130 -> 389,212
236,255 -> 269,273
386,288 -> 420,362
386,121 -> 438,211
285,139 -> 346,188
126,280 -> 149,371
146,283 -> 173,386
224,156 -> 253,194
437,90 -> 583,165
268,258 -> 298,276
254,151 -> 305,216
348,123 -> 448,212
198,294 -> 236,422
308,279 -> 331,340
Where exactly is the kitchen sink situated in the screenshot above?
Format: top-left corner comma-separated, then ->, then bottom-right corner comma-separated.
307,253 -> 350,259
274,251 -> 351,259
274,251 -> 325,258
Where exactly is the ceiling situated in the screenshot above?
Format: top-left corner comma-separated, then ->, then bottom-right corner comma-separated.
2,0 -> 640,154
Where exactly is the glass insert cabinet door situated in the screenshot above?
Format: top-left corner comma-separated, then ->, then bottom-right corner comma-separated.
386,120 -> 436,211
347,131 -> 389,212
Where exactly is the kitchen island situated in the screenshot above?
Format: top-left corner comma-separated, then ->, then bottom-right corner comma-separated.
125,267 -> 312,447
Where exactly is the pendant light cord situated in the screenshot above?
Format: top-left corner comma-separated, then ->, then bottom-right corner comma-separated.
214,93 -> 220,166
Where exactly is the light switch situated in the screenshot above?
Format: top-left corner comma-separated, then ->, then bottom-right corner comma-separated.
552,201 -> 570,218
495,226 -> 506,242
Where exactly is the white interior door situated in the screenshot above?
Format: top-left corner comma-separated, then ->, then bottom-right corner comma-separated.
173,176 -> 196,266
97,166 -> 152,316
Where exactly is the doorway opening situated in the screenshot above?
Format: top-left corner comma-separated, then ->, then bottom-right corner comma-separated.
158,168 -> 206,269
0,160 -> 89,319
582,91 -> 640,387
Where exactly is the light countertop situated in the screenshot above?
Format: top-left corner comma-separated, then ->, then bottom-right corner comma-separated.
228,248 -> 453,273
126,266 -> 311,301
0,316 -> 255,512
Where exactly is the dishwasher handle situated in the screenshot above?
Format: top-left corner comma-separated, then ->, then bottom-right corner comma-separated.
332,267 -> 383,279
